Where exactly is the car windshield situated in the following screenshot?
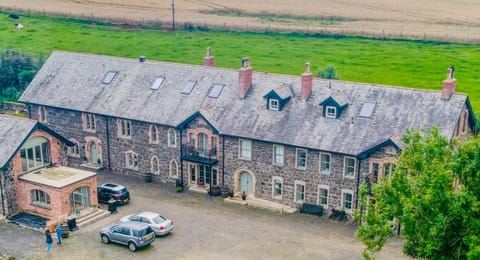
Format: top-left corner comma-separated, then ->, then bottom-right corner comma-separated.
152,215 -> 167,224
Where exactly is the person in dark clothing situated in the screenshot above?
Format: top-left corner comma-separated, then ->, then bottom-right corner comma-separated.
56,224 -> 62,245
45,230 -> 53,252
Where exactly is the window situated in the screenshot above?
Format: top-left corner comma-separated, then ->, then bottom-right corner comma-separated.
83,113 -> 96,132
344,157 -> 356,178
211,136 -> 218,157
326,106 -> 337,118
296,149 -> 307,170
181,80 -> 197,94
125,151 -> 138,170
212,168 -> 218,186
189,133 -> 195,147
20,136 -> 50,172
320,153 -> 330,174
272,177 -> 283,200
273,145 -> 284,166
118,119 -> 131,138
38,106 -> 47,122
294,181 -> 305,203
102,71 -> 118,84
149,125 -> 159,144
32,189 -> 50,208
67,139 -> 80,157
168,128 -> 177,147
169,160 -> 178,177
151,156 -> 160,175
342,189 -> 354,213
239,140 -> 252,160
199,133 -> 209,156
269,99 -> 279,110
208,83 -> 224,98
150,77 -> 165,90
383,163 -> 395,181
318,185 -> 329,209
372,163 -> 379,183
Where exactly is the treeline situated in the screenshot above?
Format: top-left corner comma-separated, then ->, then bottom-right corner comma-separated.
0,49 -> 42,101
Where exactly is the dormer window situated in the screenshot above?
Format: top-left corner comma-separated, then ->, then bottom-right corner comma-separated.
326,106 -> 337,118
269,99 -> 279,111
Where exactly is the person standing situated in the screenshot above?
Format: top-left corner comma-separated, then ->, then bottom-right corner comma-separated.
55,224 -> 62,245
45,230 -> 53,252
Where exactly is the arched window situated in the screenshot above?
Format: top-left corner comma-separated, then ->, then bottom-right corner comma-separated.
151,156 -> 160,175
169,160 -> 178,177
149,125 -> 159,144
168,128 -> 177,147
125,151 -> 139,170
32,189 -> 51,207
20,136 -> 50,172
38,106 -> 47,122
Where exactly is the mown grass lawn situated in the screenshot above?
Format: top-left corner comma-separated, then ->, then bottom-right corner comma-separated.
1,10 -> 480,112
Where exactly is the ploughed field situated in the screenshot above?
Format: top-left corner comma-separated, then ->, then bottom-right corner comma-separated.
2,0 -> 480,42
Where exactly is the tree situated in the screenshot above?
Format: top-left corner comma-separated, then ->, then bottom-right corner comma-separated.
355,127 -> 480,259
0,48 -> 41,101
317,65 -> 340,80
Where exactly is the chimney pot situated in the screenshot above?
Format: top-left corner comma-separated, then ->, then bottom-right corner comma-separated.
203,47 -> 215,67
139,56 -> 146,62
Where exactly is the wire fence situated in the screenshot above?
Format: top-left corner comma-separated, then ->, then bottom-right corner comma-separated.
2,6 -> 480,44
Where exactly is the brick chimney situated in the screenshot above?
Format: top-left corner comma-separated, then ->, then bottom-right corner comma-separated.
441,66 -> 457,101
203,47 -> 215,67
238,57 -> 253,98
301,62 -> 313,101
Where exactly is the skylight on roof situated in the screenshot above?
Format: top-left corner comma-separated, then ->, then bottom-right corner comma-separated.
150,77 -> 165,90
208,83 -> 224,98
359,102 -> 376,118
102,71 -> 118,84
181,80 -> 197,94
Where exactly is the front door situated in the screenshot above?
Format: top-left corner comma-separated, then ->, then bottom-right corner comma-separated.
70,186 -> 90,214
90,142 -> 99,165
239,171 -> 253,194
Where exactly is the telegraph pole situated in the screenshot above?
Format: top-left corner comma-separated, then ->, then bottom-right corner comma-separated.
171,0 -> 176,31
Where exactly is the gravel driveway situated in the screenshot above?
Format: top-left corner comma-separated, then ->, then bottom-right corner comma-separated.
0,172 -> 407,259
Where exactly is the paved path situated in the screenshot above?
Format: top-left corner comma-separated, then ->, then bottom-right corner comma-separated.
0,172 -> 407,259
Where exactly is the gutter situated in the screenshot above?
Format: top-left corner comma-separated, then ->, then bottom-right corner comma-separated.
355,158 -> 362,210
105,116 -> 112,170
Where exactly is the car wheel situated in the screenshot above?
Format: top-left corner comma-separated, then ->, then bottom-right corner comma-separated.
101,235 -> 110,244
128,242 -> 137,252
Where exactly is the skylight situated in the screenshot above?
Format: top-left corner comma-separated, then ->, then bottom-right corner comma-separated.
150,77 -> 165,90
102,71 -> 118,84
208,83 -> 224,98
359,102 -> 376,118
181,80 -> 197,94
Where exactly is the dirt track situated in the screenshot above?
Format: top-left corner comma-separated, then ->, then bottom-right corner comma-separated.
1,0 -> 480,42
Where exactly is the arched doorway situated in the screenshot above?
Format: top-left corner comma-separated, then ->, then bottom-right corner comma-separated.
239,171 -> 253,194
89,142 -> 99,165
70,186 -> 90,214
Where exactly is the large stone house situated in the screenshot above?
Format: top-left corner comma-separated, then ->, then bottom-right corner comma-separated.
18,50 -> 475,214
0,115 -> 98,219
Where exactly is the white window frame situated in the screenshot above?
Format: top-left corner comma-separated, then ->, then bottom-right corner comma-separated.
118,119 -> 132,139
125,151 -> 138,170
317,185 -> 329,209
151,156 -> 160,175
32,189 -> 51,208
341,189 -> 354,213
344,157 -> 356,178
272,176 -> 283,200
319,153 -> 331,175
295,148 -> 307,170
82,113 -> 96,132
294,180 -> 306,203
239,139 -> 252,160
149,125 -> 159,144
169,160 -> 178,177
326,106 -> 337,118
168,128 -> 177,147
272,145 -> 284,166
20,136 -> 50,172
269,99 -> 279,111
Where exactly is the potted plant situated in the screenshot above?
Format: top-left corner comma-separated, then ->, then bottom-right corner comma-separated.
82,156 -> 87,163
241,190 -> 247,200
96,158 -> 101,166
176,186 -> 183,192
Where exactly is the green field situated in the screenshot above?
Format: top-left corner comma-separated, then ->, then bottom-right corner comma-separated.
1,11 -> 480,113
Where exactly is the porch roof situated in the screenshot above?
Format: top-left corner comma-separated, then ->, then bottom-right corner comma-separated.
19,166 -> 97,188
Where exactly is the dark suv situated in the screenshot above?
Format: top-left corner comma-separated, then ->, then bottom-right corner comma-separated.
97,183 -> 130,205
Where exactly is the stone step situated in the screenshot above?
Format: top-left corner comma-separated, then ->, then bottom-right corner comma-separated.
75,208 -> 110,228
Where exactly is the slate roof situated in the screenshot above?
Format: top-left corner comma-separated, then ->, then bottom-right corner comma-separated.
0,115 -> 37,168
19,51 -> 470,156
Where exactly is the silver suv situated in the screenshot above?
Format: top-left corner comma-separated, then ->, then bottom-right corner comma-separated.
100,221 -> 156,252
